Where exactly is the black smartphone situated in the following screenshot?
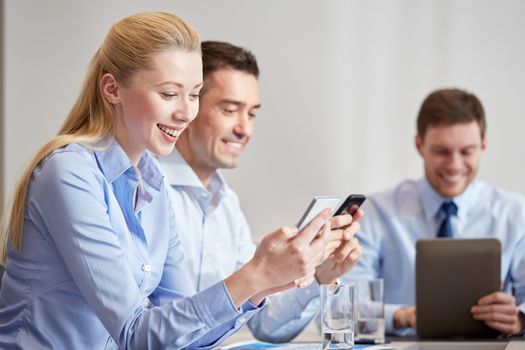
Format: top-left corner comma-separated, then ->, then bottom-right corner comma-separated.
333,194 -> 366,216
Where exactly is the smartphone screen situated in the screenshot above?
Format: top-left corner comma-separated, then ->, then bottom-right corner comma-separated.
333,194 -> 366,216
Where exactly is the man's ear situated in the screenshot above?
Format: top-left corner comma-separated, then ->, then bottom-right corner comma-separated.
100,73 -> 120,104
415,134 -> 424,156
481,136 -> 488,152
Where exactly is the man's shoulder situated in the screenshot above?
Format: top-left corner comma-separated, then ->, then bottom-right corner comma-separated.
477,180 -> 524,196
223,185 -> 240,201
219,187 -> 245,216
366,179 -> 421,212
474,180 -> 525,213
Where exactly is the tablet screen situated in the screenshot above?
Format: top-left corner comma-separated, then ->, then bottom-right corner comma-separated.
416,238 -> 501,338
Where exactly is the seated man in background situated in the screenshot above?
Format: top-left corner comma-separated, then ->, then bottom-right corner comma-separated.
344,88 -> 525,336
159,41 -> 363,342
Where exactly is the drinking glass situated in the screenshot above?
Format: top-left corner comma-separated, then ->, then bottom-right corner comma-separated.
321,283 -> 356,349
355,278 -> 385,344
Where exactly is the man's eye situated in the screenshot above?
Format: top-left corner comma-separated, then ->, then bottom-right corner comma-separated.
223,108 -> 235,114
433,150 -> 448,156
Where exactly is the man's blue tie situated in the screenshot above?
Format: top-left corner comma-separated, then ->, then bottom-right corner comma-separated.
437,201 -> 457,238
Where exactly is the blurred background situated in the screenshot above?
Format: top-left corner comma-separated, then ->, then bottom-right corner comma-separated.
2,0 -> 524,240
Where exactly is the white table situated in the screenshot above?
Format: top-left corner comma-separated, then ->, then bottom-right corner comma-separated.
218,323 -> 525,350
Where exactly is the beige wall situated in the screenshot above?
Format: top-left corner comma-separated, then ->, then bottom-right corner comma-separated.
4,1 -> 525,239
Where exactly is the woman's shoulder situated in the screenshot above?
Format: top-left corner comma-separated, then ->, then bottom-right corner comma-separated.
34,143 -> 101,182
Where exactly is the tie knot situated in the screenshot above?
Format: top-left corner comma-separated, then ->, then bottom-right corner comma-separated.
440,201 -> 458,217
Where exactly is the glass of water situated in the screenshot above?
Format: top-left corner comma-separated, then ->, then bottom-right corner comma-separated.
321,283 -> 356,349
354,278 -> 385,344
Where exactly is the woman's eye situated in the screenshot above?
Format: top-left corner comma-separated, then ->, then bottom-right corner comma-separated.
161,93 -> 177,99
190,94 -> 200,101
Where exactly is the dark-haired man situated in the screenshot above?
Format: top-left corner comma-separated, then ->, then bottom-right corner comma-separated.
344,88 -> 525,336
159,41 -> 363,342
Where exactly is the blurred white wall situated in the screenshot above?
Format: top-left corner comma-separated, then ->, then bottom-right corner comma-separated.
3,0 -> 525,240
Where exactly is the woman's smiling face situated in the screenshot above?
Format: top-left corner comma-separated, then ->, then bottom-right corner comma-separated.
104,49 -> 203,164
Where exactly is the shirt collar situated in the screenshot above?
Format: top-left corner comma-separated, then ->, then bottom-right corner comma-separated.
94,138 -> 164,192
418,176 -> 478,220
160,148 -> 228,198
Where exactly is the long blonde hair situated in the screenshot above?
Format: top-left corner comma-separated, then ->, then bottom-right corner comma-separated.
1,12 -> 200,261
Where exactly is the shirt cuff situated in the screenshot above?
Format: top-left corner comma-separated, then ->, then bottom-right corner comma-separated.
244,297 -> 268,311
191,281 -> 243,328
518,302 -> 525,317
518,304 -> 525,336
190,292 -> 267,349
385,303 -> 407,334
291,280 -> 321,306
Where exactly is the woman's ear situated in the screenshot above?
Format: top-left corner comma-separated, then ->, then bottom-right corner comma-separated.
100,73 -> 120,104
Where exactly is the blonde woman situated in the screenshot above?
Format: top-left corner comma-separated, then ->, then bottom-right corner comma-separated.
0,12 -> 333,349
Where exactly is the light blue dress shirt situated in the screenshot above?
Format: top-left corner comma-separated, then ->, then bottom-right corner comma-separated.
343,177 -> 525,335
159,149 -> 321,343
0,140 -> 261,349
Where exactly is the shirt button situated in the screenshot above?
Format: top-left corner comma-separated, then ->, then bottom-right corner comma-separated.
238,317 -> 246,324
142,264 -> 151,272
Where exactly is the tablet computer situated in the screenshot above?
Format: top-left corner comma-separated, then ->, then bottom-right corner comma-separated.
416,238 -> 501,339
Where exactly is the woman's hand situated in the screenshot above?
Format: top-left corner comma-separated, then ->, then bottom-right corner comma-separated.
224,209 -> 332,307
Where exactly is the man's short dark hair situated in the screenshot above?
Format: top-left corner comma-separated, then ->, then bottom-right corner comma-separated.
201,41 -> 259,85
417,88 -> 486,139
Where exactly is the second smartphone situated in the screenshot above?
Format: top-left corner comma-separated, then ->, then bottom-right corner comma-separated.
333,194 -> 366,216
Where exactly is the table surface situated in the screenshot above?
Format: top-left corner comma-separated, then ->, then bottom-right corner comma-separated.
218,322 -> 525,350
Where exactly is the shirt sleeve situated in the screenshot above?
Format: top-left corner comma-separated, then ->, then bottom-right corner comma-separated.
510,210 -> 525,336
234,197 -> 257,270
232,196 -> 318,342
342,199 -> 384,281
512,236 -> 525,317
186,300 -> 265,349
29,151 -> 254,349
247,282 -> 320,342
341,198 -> 403,334
149,193 -> 196,305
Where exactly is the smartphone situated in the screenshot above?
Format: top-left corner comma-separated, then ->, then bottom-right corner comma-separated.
296,196 -> 341,230
333,194 -> 366,216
